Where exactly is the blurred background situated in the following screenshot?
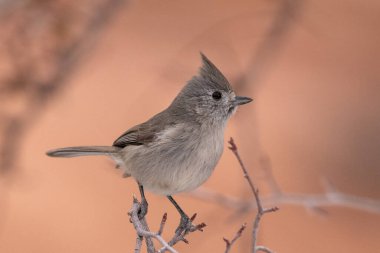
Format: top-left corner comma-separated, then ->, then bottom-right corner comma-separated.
0,0 -> 379,252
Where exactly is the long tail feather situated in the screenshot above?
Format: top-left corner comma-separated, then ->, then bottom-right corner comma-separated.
46,146 -> 120,158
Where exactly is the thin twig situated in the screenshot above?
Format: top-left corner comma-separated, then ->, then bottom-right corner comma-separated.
256,246 -> 276,253
228,138 -> 263,213
158,213 -> 168,235
223,223 -> 247,253
228,138 -> 278,253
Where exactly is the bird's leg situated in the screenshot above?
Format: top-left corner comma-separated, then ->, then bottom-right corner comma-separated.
137,182 -> 148,219
167,195 -> 193,233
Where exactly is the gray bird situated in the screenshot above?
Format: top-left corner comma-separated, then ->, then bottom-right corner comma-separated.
47,53 -> 252,231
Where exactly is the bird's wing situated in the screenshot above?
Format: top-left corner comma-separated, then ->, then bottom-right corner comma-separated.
112,123 -> 156,147
112,111 -> 176,148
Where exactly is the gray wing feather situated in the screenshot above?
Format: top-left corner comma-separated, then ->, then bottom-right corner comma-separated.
112,126 -> 154,147
113,111 -> 176,148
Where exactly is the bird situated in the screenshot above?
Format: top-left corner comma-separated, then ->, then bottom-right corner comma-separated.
46,53 -> 252,231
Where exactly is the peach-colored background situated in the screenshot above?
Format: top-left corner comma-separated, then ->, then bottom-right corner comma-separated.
0,0 -> 379,252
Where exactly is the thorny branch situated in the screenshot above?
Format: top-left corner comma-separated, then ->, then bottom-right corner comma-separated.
228,138 -> 278,253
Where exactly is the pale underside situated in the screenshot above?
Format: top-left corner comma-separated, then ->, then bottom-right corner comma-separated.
112,123 -> 224,195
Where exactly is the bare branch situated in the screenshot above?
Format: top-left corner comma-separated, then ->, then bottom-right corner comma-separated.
223,223 -> 247,253
128,194 -> 206,253
228,138 -> 278,253
128,197 -> 177,253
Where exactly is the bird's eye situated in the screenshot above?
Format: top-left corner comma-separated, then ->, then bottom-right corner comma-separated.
212,91 -> 222,100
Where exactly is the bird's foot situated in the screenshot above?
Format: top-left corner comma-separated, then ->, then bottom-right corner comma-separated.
137,198 -> 148,220
175,213 -> 206,235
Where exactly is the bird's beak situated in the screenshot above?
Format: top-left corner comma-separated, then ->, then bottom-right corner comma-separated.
233,96 -> 253,106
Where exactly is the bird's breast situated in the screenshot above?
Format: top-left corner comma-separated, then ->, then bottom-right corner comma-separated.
122,123 -> 224,195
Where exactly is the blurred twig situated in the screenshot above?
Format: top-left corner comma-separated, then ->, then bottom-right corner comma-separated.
189,152 -> 380,215
191,187 -> 380,214
0,0 -> 127,173
235,0 -> 303,91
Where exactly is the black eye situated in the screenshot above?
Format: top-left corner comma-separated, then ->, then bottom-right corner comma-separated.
212,91 -> 222,100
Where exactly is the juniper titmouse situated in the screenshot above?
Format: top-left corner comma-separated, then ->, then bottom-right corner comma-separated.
47,53 -> 252,228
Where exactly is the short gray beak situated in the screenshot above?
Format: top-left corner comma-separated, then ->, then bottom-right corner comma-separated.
234,96 -> 253,106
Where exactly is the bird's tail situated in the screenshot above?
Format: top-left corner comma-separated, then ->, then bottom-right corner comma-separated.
46,146 -> 120,158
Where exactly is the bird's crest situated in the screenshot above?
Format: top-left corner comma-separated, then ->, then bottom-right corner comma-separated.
199,53 -> 232,92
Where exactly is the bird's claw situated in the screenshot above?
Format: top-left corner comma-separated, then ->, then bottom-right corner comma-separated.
175,213 -> 206,235
137,199 -> 148,220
